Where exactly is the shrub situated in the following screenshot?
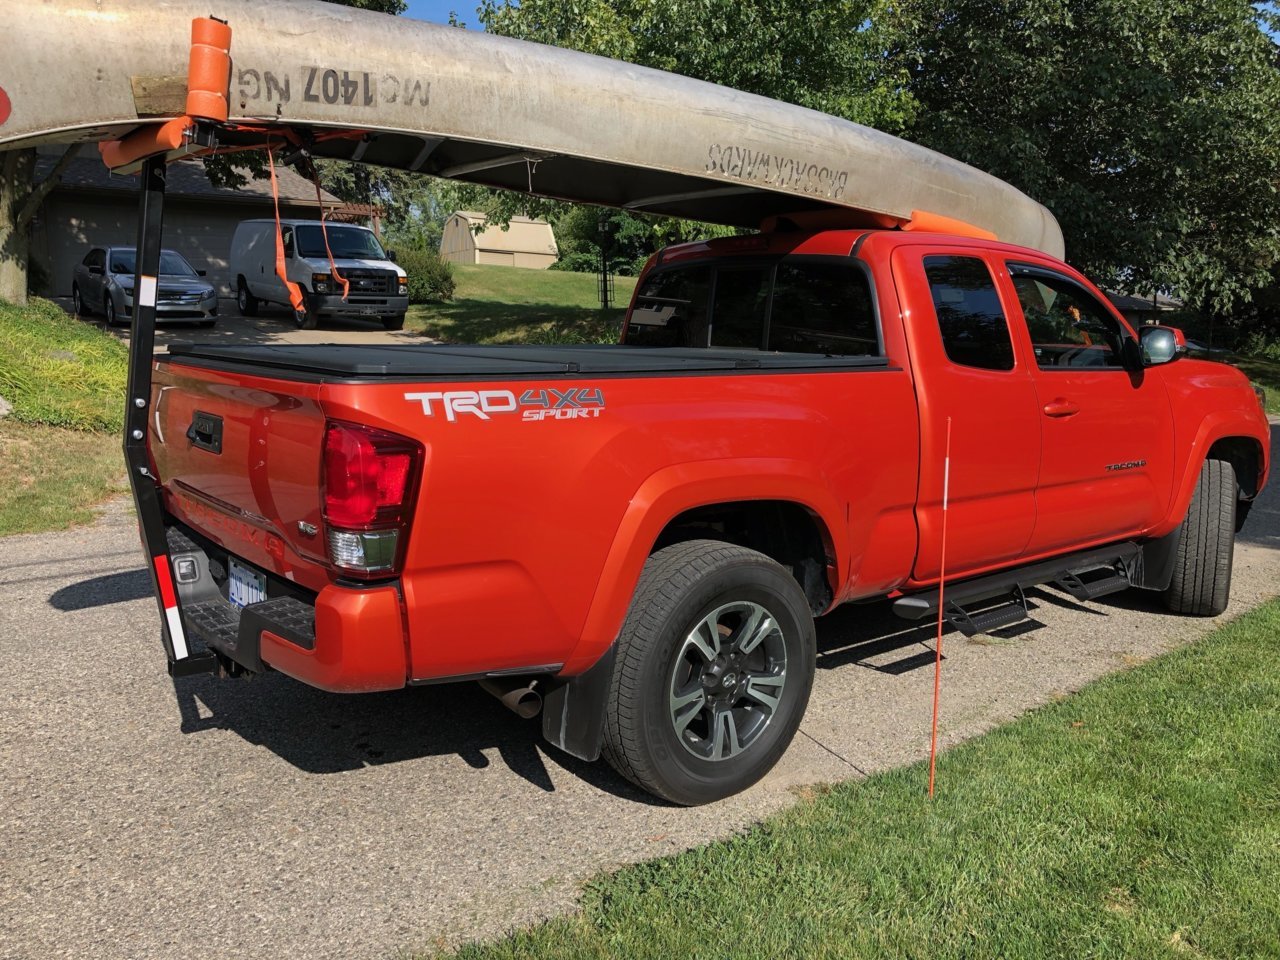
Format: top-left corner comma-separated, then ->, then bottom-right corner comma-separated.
395,247 -> 456,303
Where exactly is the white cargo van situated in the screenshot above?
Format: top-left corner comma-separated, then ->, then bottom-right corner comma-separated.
230,219 -> 409,330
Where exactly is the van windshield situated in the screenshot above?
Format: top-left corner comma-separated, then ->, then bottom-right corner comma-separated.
295,225 -> 387,260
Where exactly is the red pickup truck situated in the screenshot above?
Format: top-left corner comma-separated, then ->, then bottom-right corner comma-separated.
148,226 -> 1269,804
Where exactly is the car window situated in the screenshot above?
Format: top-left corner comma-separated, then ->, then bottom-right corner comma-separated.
626,266 -> 713,347
83,249 -> 104,269
768,261 -> 878,355
1009,263 -> 1128,369
710,266 -> 771,349
626,258 -> 879,356
923,255 -> 1015,371
282,226 -> 295,259
295,225 -> 386,260
108,250 -> 198,277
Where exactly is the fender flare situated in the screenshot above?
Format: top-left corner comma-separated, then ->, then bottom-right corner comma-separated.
1163,413 -> 1269,534
561,458 -> 847,677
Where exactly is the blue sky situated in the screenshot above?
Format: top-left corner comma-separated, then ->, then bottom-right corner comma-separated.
402,0 -> 483,27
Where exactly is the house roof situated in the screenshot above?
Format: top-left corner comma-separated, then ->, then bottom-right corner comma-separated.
450,211 -> 558,256
1106,291 -> 1184,313
35,145 -> 339,205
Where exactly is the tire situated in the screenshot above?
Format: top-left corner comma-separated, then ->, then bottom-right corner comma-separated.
72,285 -> 86,317
295,305 -> 318,330
602,540 -> 816,805
1163,458 -> 1237,616
381,313 -> 406,331
236,278 -> 258,317
104,295 -> 118,327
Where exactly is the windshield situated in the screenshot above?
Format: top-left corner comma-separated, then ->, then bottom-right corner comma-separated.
295,225 -> 387,260
109,250 -> 198,277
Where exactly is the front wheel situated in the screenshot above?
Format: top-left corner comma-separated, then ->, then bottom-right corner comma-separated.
104,295 -> 118,327
381,313 -> 406,331
236,279 -> 258,317
1163,458 -> 1237,616
602,540 -> 816,805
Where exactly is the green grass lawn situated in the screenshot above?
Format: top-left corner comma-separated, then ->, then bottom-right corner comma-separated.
0,297 -> 128,534
440,599 -> 1280,960
1233,356 -> 1280,416
0,296 -> 127,431
407,265 -> 637,344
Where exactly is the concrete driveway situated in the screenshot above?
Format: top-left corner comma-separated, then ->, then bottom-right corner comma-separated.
60,296 -> 432,348
2,422 -> 1277,960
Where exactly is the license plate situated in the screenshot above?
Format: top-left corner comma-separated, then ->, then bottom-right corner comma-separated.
358,306 -> 378,316
227,557 -> 267,609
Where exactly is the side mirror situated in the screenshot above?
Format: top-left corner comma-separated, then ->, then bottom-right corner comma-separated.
197,269 -> 207,277
1139,326 -> 1184,367
88,265 -> 103,275
386,250 -> 398,263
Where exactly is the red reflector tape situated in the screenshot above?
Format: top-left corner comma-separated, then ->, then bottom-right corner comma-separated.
153,555 -> 190,660
0,86 -> 11,127
153,555 -> 178,608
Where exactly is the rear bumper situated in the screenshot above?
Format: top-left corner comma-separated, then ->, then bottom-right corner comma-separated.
183,582 -> 407,692
308,293 -> 408,318
168,528 -> 407,693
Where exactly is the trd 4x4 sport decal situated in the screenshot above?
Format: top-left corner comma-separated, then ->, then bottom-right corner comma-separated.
405,388 -> 606,422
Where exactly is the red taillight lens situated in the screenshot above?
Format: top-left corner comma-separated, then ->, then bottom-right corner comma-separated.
322,422 -> 417,528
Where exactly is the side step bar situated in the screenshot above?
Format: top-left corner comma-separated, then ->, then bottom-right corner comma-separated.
894,541 -> 1142,635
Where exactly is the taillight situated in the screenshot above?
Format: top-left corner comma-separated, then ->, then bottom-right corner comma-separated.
321,421 -> 422,578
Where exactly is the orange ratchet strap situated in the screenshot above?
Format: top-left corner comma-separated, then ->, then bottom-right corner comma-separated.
266,144 -> 307,315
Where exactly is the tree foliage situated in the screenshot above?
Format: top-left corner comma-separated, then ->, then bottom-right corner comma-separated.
888,0 -> 1280,314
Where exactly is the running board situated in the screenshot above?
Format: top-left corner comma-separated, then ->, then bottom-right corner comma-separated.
894,541 -> 1141,630
944,585 -> 1030,638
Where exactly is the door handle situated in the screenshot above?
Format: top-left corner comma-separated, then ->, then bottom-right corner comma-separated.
1042,398 -> 1080,418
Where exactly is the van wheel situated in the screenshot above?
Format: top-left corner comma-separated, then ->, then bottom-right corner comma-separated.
381,313 -> 406,331
1163,458 -> 1237,616
295,305 -> 318,330
236,279 -> 258,317
602,540 -> 816,805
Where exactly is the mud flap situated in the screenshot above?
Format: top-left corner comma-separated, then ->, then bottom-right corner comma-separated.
540,644 -> 617,762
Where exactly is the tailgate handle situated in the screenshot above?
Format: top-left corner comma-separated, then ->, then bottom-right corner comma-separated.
186,411 -> 223,454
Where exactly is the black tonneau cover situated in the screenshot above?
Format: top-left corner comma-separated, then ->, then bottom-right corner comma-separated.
164,343 -> 892,379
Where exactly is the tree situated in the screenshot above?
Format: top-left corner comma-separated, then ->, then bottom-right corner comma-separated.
887,0 -> 1280,314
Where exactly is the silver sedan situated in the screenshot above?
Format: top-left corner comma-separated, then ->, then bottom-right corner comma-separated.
71,246 -> 218,326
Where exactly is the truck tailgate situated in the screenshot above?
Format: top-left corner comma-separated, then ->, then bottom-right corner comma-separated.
150,360 -> 330,589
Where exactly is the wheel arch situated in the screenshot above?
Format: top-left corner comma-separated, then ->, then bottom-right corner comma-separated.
562,458 -> 846,676
1165,414 -> 1269,535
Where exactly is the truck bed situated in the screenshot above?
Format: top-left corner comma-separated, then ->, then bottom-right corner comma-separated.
164,342 -> 892,380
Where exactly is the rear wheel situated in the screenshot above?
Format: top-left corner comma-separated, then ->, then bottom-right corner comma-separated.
602,540 -> 816,805
1164,458 -> 1237,616
381,313 -> 406,331
236,278 -> 258,317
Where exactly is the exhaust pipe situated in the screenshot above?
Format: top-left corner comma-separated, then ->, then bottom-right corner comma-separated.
478,677 -> 543,719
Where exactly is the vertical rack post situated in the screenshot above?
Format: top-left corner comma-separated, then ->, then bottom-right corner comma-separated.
122,155 -> 208,676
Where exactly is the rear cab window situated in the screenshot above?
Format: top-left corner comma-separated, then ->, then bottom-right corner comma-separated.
624,256 -> 880,356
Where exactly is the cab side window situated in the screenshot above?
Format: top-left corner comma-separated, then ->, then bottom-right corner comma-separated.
281,226 -> 295,259
1009,263 -> 1128,369
923,255 -> 1015,371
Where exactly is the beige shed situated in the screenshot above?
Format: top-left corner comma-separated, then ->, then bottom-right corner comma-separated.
440,212 -> 558,269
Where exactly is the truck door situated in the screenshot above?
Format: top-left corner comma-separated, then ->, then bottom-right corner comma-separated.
891,248 -> 1042,582
1002,261 -> 1175,553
